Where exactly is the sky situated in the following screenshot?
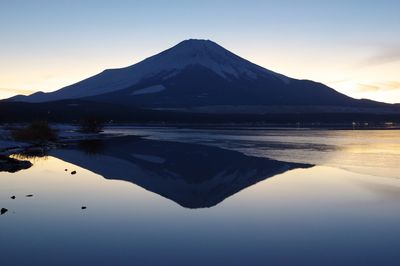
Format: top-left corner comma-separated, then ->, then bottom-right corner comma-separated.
1,0 -> 400,103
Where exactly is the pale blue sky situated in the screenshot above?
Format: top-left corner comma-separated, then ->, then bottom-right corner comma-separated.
1,0 -> 400,102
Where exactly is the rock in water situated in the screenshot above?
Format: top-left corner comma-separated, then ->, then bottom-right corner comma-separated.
26,194 -> 33,197
1,208 -> 8,215
0,155 -> 32,173
10,196 -> 16,199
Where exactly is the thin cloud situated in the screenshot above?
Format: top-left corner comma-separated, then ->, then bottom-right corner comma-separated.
357,81 -> 400,92
381,81 -> 400,90
358,84 -> 380,92
363,46 -> 400,66
326,78 -> 353,84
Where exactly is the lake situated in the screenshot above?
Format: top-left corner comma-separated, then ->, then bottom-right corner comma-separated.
1,127 -> 400,265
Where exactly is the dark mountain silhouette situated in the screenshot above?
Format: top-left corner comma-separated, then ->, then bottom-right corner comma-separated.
50,136 -> 312,208
3,39 -> 399,123
7,39 -> 398,112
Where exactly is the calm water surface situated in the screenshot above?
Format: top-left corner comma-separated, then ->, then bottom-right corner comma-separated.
1,127 -> 400,265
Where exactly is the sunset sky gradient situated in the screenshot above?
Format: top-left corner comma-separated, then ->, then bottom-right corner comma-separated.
1,0 -> 399,103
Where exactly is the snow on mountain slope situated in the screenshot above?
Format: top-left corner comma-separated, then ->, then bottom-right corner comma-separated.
11,39 -> 290,103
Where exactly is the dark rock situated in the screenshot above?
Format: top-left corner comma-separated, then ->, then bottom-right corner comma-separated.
26,194 -> 33,197
81,206 -> 87,210
10,196 -> 16,199
0,155 -> 32,173
71,171 -> 77,175
64,169 -> 68,171
1,208 -> 8,215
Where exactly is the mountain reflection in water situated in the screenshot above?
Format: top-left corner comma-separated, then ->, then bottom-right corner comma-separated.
50,136 -> 312,208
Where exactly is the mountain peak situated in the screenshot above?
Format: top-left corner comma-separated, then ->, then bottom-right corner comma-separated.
161,39 -> 230,60
172,39 -> 223,55
179,38 -> 215,44
175,39 -> 220,49
146,38 -> 289,82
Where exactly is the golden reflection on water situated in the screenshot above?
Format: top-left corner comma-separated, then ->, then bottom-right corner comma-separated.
323,131 -> 400,178
344,142 -> 400,155
247,129 -> 400,179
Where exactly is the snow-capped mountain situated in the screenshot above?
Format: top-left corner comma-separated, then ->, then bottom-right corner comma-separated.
9,39 -> 389,111
11,39 -> 288,102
